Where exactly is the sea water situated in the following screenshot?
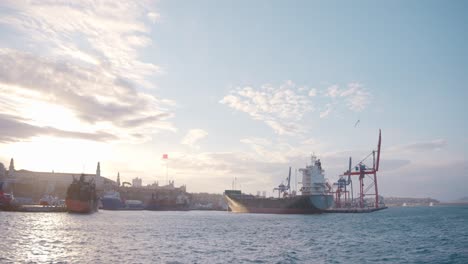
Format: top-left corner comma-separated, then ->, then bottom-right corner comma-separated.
1,206 -> 467,263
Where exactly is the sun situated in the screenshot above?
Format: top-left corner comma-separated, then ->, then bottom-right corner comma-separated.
3,137 -> 112,174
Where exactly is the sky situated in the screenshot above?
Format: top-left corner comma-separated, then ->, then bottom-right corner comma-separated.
0,0 -> 466,201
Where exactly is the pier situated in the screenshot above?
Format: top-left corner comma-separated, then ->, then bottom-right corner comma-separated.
12,205 -> 67,213
325,206 -> 388,213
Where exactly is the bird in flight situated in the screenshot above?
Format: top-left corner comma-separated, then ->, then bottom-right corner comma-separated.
354,119 -> 360,127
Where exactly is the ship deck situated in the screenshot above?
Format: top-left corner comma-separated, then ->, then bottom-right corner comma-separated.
324,206 -> 388,213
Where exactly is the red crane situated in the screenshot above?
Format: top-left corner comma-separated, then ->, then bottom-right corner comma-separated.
341,129 -> 382,208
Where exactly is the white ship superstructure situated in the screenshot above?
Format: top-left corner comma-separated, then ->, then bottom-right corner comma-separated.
299,155 -> 329,195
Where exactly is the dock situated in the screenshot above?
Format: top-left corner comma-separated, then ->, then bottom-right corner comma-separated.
13,205 -> 67,213
324,207 -> 388,213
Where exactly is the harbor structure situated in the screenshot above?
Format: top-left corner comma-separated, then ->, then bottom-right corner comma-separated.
0,159 -> 115,201
0,158 -> 191,210
119,179 -> 190,210
225,130 -> 387,214
332,129 -> 384,209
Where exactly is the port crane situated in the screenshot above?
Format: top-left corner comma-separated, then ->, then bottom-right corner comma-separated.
333,157 -> 354,208
335,129 -> 382,208
273,167 -> 291,198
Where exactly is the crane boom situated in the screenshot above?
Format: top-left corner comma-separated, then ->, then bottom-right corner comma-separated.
376,129 -> 381,171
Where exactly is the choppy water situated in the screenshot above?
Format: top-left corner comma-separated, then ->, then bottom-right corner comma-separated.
1,206 -> 467,263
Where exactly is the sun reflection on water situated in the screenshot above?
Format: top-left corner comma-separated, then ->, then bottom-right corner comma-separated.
2,213 -> 94,263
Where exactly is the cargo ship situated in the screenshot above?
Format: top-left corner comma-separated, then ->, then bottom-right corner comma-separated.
224,155 -> 334,214
145,192 -> 191,211
66,174 -> 98,213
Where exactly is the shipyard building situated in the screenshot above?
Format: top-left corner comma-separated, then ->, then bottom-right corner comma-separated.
0,158 -> 115,201
0,158 -> 191,207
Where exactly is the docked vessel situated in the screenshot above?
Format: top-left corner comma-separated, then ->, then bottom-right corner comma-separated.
145,192 -> 190,211
65,174 -> 98,213
101,190 -> 144,210
124,200 -> 145,210
39,194 -> 60,206
0,182 -> 17,211
100,190 -> 124,210
224,155 -> 334,214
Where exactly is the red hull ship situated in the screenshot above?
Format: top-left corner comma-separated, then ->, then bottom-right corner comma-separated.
66,174 -> 98,213
0,182 -> 17,211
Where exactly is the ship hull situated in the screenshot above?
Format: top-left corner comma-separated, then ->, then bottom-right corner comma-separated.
101,198 -> 124,210
145,203 -> 190,211
66,199 -> 97,214
145,196 -> 190,211
225,194 -> 334,214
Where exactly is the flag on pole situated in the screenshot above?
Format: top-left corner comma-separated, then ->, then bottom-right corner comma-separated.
162,154 -> 168,159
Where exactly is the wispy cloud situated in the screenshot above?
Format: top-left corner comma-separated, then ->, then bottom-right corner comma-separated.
221,81 -> 372,134
308,88 -> 317,97
343,83 -> 371,111
0,1 -> 174,143
324,85 -> 340,98
323,82 -> 371,112
388,139 -> 447,153
147,12 -> 160,24
0,114 -> 116,143
239,137 -> 323,164
319,103 -> 333,119
181,129 -> 208,148
220,81 -> 313,135
0,1 -> 163,84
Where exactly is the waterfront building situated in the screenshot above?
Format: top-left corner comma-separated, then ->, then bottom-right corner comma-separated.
0,158 -> 115,201
132,177 -> 142,187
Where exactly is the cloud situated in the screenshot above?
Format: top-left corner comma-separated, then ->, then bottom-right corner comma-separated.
325,85 -> 340,98
0,1 -> 174,143
181,129 -> 208,147
220,82 -> 313,135
0,1 -> 163,85
240,137 -> 288,163
220,81 -> 372,132
147,12 -> 160,23
379,159 -> 411,171
308,88 -> 317,97
319,103 -> 332,118
381,160 -> 468,201
0,114 -> 116,143
239,137 -> 326,165
323,82 -> 371,112
388,139 -> 447,153
343,83 -> 371,111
